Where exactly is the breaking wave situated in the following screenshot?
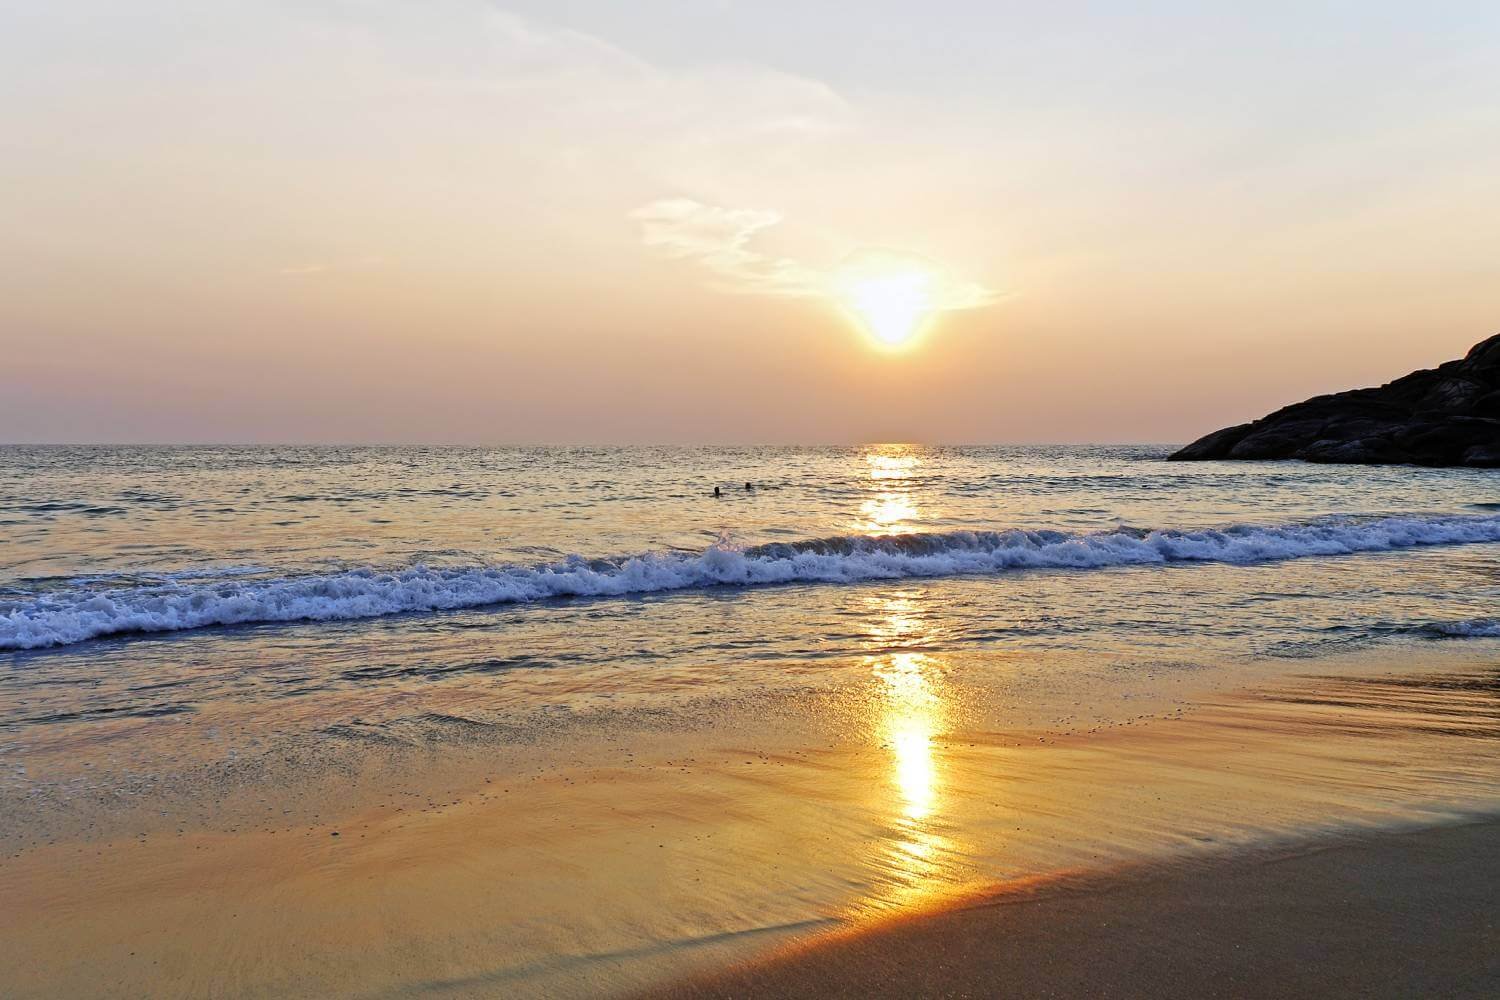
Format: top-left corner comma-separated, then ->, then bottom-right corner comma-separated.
4,513 -> 1500,651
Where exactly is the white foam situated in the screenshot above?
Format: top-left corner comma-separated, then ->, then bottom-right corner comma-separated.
1425,618 -> 1500,638
4,513 -> 1500,651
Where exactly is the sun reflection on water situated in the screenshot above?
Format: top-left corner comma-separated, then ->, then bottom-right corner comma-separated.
859,494 -> 918,533
856,445 -> 922,534
865,449 -> 920,480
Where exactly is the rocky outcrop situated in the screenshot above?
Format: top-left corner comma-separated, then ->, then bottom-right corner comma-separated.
1170,334 -> 1500,467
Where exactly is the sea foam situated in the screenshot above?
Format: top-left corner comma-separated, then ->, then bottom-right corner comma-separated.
1423,618 -> 1500,638
4,513 -> 1500,651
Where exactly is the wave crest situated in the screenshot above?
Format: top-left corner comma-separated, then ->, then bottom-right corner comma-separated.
5,513 -> 1500,651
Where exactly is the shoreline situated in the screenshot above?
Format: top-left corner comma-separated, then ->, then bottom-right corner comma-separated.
3,645 -> 1499,997
662,816 -> 1500,998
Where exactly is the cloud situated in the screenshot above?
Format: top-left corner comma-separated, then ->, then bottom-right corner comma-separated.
631,198 -> 1000,311
632,199 -> 782,260
0,0 -> 858,272
4,1 -> 997,321
629,199 -> 822,297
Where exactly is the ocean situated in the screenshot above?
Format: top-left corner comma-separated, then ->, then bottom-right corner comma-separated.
6,443 -> 1500,647
5,444 -> 1500,994
6,443 -> 1500,760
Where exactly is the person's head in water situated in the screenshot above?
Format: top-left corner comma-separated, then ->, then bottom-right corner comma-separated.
713,486 -> 721,497
744,482 -> 753,491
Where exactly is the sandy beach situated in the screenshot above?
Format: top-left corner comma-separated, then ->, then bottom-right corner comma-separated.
4,642 -> 1500,997
666,818 -> 1500,999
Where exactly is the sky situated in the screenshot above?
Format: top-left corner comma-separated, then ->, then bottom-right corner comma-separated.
3,0 -> 1499,444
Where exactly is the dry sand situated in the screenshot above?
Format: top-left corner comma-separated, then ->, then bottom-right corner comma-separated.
664,818 -> 1500,999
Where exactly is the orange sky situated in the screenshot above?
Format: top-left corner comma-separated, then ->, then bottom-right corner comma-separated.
3,1 -> 1498,443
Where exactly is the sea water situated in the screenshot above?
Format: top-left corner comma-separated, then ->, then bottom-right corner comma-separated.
3,445 -> 1500,791
6,444 -> 1500,994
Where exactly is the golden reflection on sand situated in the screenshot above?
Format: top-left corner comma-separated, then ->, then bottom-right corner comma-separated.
855,588 -> 961,914
875,652 -> 942,822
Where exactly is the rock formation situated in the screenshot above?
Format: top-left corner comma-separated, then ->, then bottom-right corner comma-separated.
1170,334 -> 1500,467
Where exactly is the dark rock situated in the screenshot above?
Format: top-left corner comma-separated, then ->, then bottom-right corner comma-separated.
1463,444 -> 1500,467
1300,437 -> 1406,465
1168,422 -> 1253,461
1473,391 -> 1500,419
1171,334 -> 1500,467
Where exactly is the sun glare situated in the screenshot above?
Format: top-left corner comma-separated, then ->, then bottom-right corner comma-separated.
833,252 -> 945,349
829,247 -> 996,351
842,272 -> 936,347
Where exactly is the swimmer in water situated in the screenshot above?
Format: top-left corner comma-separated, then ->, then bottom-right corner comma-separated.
744,482 -> 753,491
713,486 -> 721,497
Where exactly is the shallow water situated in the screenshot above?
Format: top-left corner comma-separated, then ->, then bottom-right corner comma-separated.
4,445 -> 1500,751
4,645 -> 1500,998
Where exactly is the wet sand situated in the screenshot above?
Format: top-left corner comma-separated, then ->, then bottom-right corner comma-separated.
3,648 -> 1500,997
665,818 -> 1500,999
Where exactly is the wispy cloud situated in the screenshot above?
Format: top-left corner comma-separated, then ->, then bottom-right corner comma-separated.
630,198 -> 999,311
630,199 -> 823,297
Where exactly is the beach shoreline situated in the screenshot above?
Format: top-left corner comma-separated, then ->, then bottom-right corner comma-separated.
3,643 -> 1499,997
660,816 -> 1500,998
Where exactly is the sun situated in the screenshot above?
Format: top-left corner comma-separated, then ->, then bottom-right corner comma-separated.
831,251 -> 944,349
842,272 -> 936,347
829,247 -> 997,350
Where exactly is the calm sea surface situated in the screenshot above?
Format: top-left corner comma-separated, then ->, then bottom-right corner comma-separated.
3,443 -> 1500,784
